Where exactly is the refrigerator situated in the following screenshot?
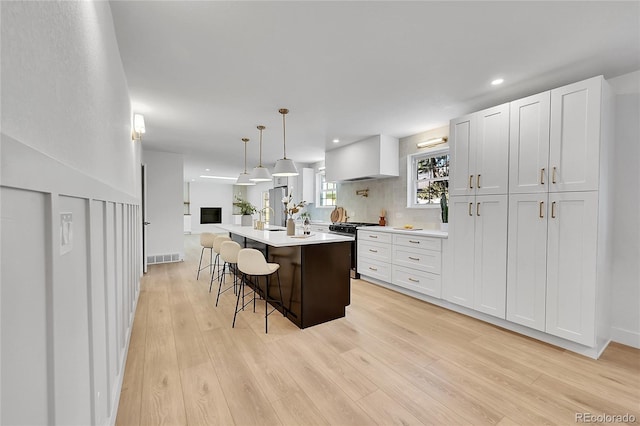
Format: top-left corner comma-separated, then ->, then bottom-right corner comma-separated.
268,187 -> 287,227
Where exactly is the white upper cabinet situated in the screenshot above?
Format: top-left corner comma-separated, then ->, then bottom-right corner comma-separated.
449,114 -> 474,196
549,76 -> 602,192
450,104 -> 509,197
473,104 -> 510,195
509,92 -> 551,194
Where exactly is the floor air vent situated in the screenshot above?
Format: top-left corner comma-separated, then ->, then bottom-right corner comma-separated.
147,253 -> 183,265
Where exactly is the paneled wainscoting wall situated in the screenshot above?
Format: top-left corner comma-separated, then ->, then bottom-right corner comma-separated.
1,135 -> 142,425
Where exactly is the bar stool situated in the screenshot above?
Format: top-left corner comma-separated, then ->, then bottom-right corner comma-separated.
214,241 -> 241,304
234,249 -> 285,333
211,235 -> 231,284
196,233 -> 216,280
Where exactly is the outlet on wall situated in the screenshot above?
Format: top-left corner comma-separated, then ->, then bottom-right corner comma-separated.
60,212 -> 73,255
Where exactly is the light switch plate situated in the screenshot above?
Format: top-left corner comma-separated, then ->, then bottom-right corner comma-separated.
60,212 -> 73,255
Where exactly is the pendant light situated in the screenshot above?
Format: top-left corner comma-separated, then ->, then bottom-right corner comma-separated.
236,138 -> 255,186
250,125 -> 272,182
272,108 -> 299,176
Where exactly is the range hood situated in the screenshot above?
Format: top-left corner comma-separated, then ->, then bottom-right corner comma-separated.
325,135 -> 399,182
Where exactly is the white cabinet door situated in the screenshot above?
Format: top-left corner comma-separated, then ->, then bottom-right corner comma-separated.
473,195 -> 508,318
506,193 -> 548,331
546,191 -> 598,346
509,92 -> 551,194
444,196 -> 475,308
474,104 -> 510,196
449,114 -> 474,197
549,76 -> 602,193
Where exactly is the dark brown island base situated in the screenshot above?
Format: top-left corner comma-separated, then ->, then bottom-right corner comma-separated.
220,225 -> 354,329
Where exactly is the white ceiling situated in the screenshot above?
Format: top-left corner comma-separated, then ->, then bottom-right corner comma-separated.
109,1 -> 640,183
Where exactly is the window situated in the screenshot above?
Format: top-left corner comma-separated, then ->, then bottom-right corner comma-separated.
407,147 -> 449,207
316,172 -> 337,207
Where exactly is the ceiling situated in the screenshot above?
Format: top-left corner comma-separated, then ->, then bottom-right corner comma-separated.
109,1 -> 640,183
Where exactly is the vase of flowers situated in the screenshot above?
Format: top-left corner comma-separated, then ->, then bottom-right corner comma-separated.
282,194 -> 306,236
233,196 -> 257,226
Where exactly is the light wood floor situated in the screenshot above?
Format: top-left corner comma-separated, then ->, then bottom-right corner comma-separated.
116,234 -> 640,425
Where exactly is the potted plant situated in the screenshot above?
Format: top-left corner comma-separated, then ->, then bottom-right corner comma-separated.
440,190 -> 448,231
233,196 -> 257,226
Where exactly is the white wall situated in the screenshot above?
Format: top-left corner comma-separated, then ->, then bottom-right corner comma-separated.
609,71 -> 640,348
189,181 -> 234,234
1,2 -> 141,425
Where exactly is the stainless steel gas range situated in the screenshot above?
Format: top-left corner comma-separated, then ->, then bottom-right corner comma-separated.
328,222 -> 378,278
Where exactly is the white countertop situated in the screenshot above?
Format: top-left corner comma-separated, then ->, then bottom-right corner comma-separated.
217,224 -> 354,247
358,225 -> 448,238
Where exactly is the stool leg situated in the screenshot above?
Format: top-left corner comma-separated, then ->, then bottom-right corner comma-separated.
265,275 -> 269,333
276,270 -> 285,317
196,247 -> 205,280
209,248 -> 213,275
232,274 -> 245,328
211,261 -> 224,293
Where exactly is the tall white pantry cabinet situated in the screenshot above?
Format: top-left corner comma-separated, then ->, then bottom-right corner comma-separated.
448,75 -> 613,355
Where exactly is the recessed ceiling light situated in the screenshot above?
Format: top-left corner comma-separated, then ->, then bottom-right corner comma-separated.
333,139 -> 340,144
491,78 -> 504,86
205,168 -> 210,171
191,179 -> 195,182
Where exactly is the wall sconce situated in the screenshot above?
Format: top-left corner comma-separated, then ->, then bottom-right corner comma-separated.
132,113 -> 146,141
416,136 -> 447,148
356,188 -> 369,197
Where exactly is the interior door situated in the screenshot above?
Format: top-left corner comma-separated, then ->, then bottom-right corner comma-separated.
142,163 -> 148,273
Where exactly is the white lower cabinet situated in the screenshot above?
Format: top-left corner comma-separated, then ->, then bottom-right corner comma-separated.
446,195 -> 508,318
357,229 -> 444,298
545,191 -> 599,346
506,193 -> 549,331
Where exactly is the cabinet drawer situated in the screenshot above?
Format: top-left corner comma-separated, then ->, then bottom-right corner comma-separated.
357,258 -> 392,282
392,265 -> 442,298
393,234 -> 441,251
358,241 -> 392,263
358,230 -> 392,244
392,246 -> 441,274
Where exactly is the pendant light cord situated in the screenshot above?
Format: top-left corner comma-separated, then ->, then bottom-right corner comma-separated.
258,126 -> 264,167
242,138 -> 249,173
279,108 -> 289,159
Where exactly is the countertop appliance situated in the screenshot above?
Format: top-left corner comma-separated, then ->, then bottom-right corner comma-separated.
329,222 -> 378,278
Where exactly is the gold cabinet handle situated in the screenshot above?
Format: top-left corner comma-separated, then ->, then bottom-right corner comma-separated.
408,278 -> 420,283
551,201 -> 557,218
369,249 -> 378,253
468,203 -> 473,216
540,168 -> 545,185
369,266 -> 378,271
369,235 -> 378,239
476,202 -> 481,216
552,167 -> 557,184
477,174 -> 481,188
408,256 -> 420,261
469,175 -> 474,189
539,201 -> 544,218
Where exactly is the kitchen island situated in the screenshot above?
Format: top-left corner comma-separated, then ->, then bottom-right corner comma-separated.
217,224 -> 354,328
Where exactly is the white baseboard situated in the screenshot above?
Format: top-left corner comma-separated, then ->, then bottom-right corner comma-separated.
611,326 -> 640,349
